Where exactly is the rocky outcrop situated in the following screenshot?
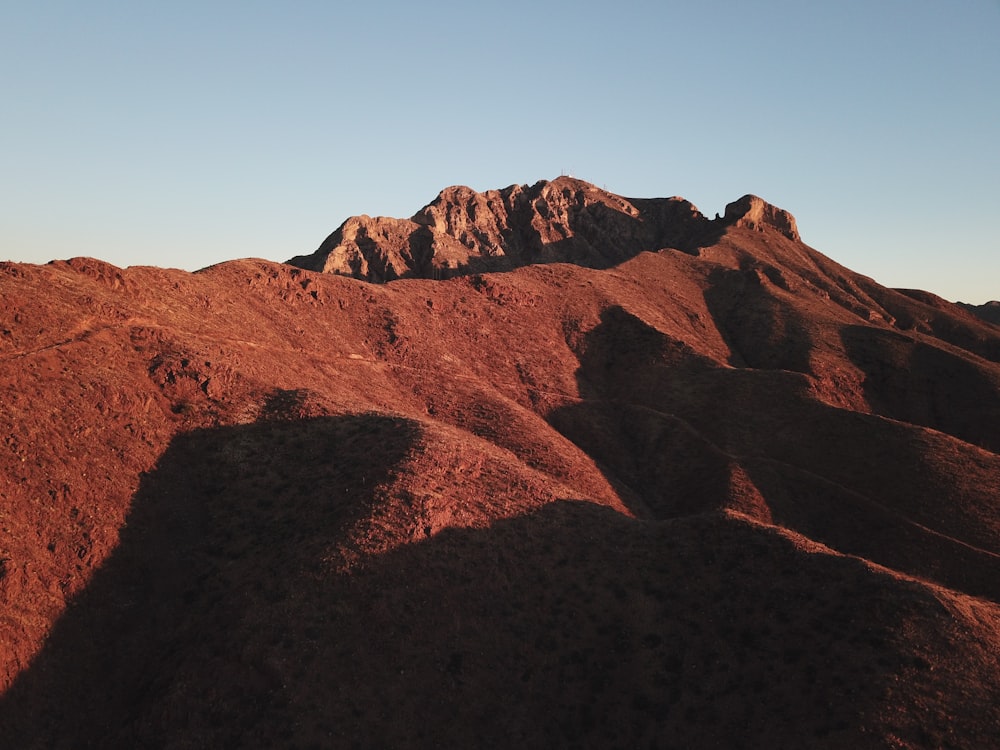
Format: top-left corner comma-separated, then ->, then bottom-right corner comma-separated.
290,177 -> 792,281
722,194 -> 800,241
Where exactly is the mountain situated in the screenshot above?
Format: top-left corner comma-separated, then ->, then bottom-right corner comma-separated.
288,177 -> 800,281
1,179 -> 999,748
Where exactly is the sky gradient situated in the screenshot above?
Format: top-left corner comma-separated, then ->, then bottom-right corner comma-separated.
3,1 -> 998,302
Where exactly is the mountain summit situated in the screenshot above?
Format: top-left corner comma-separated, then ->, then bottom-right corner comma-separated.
2,179 -> 999,747
288,177 -> 799,281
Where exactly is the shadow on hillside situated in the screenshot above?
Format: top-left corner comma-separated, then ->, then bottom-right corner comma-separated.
1,491 -> 967,748
548,307 -> 1000,603
0,410 -> 419,747
2,390 -> 998,747
548,305 -> 741,521
841,324 -> 1000,452
702,265 -> 814,372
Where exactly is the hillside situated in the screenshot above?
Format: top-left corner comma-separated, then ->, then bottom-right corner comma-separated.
959,299 -> 1000,326
2,178 -> 999,747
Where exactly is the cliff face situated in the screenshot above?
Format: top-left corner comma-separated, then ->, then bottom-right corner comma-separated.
722,193 -> 800,241
288,177 -> 777,280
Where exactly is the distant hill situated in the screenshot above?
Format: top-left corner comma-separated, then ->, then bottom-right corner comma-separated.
959,299 -> 1000,325
1,179 -> 999,748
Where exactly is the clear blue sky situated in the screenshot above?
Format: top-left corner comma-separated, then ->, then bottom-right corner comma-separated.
2,1 -> 998,302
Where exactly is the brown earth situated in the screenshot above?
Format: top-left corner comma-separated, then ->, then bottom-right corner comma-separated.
1,178 -> 999,748
959,299 -> 1000,326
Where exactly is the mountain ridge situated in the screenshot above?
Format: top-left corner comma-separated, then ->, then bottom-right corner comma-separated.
959,299 -> 1000,325
1,179 -> 999,747
288,177 -> 802,281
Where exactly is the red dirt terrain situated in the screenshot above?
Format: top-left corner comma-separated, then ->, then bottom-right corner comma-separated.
2,177 -> 999,747
959,300 -> 1000,326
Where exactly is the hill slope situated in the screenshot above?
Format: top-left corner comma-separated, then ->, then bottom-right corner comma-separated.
2,180 -> 999,747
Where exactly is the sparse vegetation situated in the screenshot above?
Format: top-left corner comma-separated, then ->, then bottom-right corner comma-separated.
1,183 -> 999,747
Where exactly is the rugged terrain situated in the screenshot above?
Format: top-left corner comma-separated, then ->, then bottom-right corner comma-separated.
2,177 -> 999,748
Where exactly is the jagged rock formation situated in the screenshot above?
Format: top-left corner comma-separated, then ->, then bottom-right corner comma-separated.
2,181 -> 999,748
289,177 -> 797,281
722,193 -> 800,240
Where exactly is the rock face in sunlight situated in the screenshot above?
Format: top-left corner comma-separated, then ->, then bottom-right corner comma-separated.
722,193 -> 800,241
288,176 -> 721,280
2,179 -> 1000,748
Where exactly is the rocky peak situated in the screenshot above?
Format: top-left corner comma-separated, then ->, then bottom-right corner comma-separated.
723,194 -> 800,241
289,180 -> 801,282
